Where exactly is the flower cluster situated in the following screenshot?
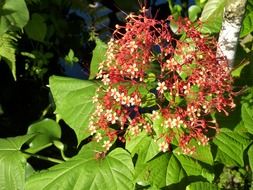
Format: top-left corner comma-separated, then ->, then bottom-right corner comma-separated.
88,8 -> 235,154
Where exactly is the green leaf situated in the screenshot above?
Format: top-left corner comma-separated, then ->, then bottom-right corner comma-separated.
164,92 -> 173,102
26,147 -> 135,190
89,38 -> 107,79
49,76 -> 99,144
0,134 -> 35,190
188,5 -> 202,22
186,182 -> 219,190
24,13 -> 47,42
240,11 -> 253,37
231,60 -> 249,77
136,154 -> 170,188
183,143 -> 213,165
64,49 -> 79,65
0,33 -> 17,80
136,152 -> 214,188
126,131 -> 159,163
152,113 -> 164,136
0,0 -> 29,35
166,153 -> 214,185
26,118 -> 62,153
200,0 -> 226,33
213,128 -> 252,166
144,73 -> 156,83
241,102 -> 253,134
248,144 -> 253,172
141,93 -> 157,108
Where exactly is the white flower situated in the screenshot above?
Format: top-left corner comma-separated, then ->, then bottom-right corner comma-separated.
102,140 -> 112,151
122,96 -> 131,106
101,74 -> 110,85
156,81 -> 167,94
110,88 -> 118,98
95,132 -> 102,142
159,141 -> 169,152
88,121 -> 96,135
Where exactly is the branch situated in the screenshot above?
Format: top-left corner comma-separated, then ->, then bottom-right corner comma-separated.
217,0 -> 248,68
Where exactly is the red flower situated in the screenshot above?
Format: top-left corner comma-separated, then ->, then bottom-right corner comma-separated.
89,8 -> 235,154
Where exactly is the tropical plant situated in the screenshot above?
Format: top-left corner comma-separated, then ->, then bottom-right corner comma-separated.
0,0 -> 253,190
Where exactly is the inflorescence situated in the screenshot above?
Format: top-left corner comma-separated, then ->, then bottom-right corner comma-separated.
88,8 -> 235,154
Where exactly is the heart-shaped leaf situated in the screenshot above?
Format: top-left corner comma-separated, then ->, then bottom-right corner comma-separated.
49,76 -> 99,144
26,146 -> 135,190
25,13 -> 47,42
0,134 -> 35,190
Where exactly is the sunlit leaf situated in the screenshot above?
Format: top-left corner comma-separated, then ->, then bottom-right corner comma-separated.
27,118 -> 61,153
200,0 -> 226,33
213,128 -> 252,166
89,38 -> 107,79
188,5 -> 202,21
186,182 -> 219,190
0,134 -> 35,190
126,131 -> 159,163
0,0 -> 29,35
26,146 -> 135,190
136,152 -> 214,188
241,102 -> 253,134
248,144 -> 253,172
49,76 -> 99,144
0,33 -> 16,79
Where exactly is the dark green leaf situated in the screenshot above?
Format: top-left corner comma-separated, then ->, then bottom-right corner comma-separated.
25,13 -> 47,42
240,12 -> 253,37
49,76 -> 99,144
89,38 -> 107,79
113,0 -> 139,11
0,134 -> 35,190
26,147 -> 135,190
